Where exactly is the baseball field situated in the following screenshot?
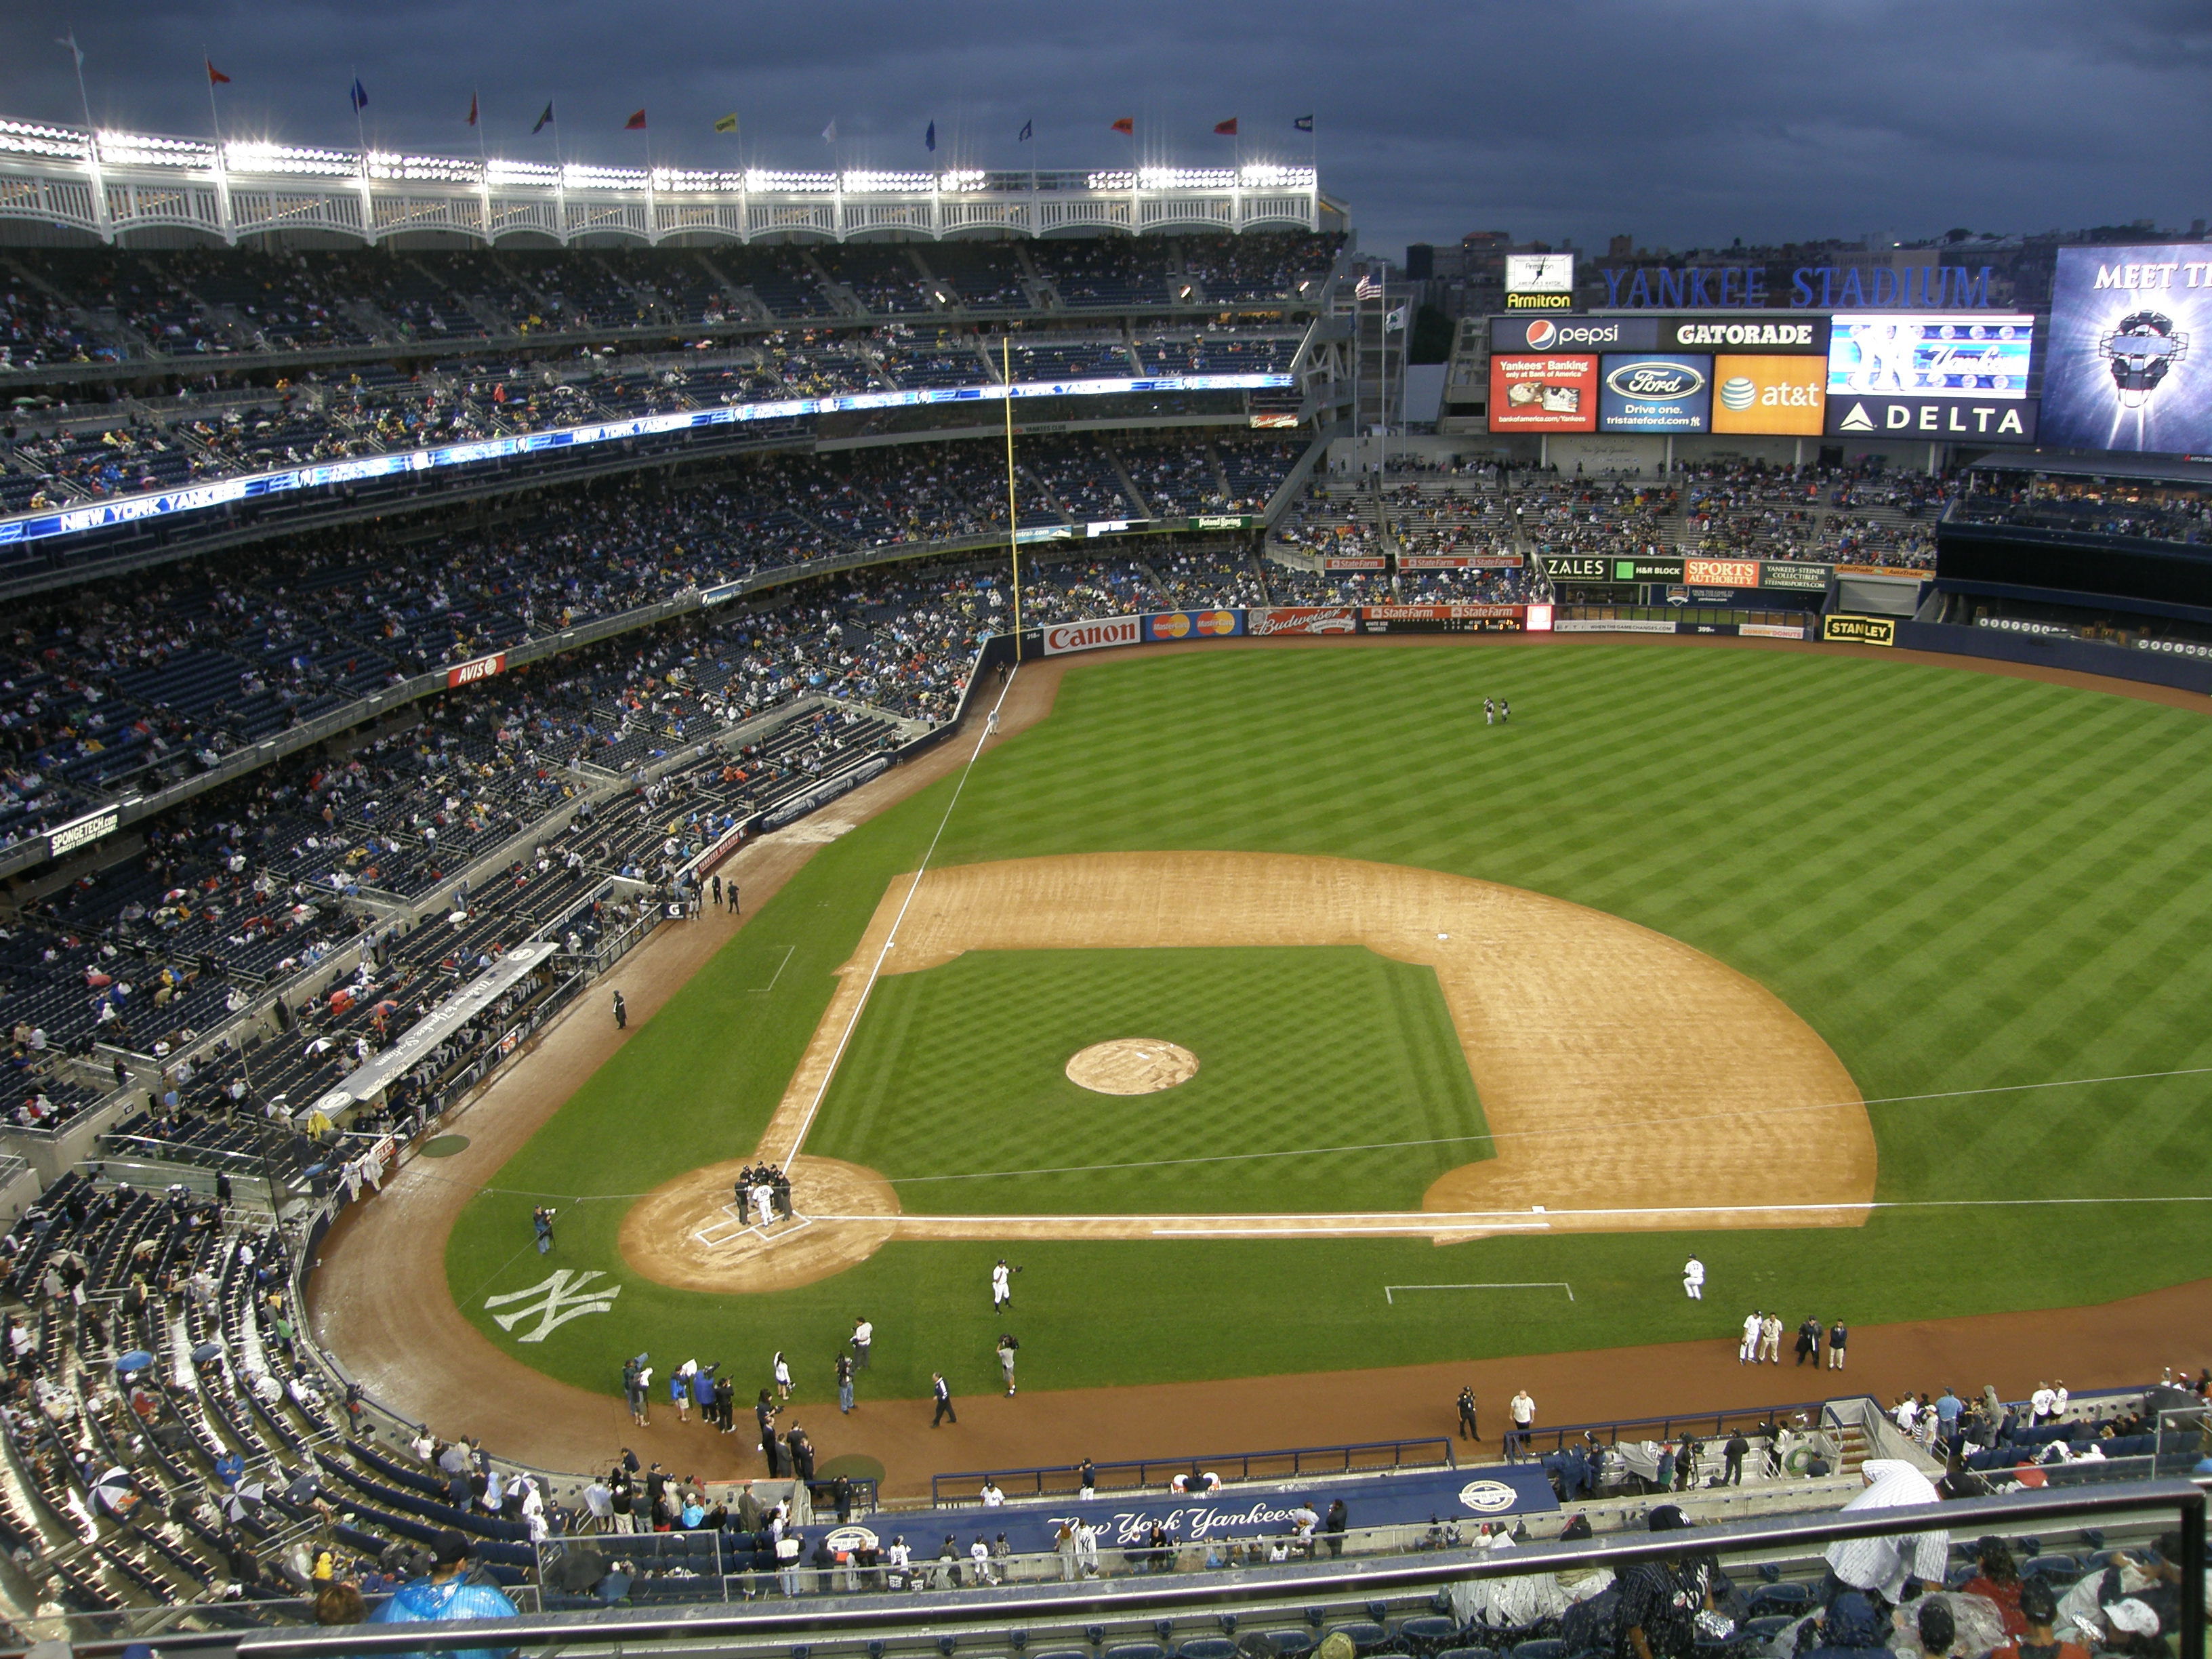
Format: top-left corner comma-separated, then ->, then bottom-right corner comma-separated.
438,638 -> 2212,1424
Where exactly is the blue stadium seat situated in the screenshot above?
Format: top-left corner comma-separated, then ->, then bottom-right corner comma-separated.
1105,1643 -> 1164,1659
1180,1641 -> 1238,1659
1510,1641 -> 1565,1659
1264,1634 -> 1317,1658
2023,1555 -> 2080,1586
1399,1618 -> 1461,1655
1435,1647 -> 1497,1659
1332,1629 -> 1388,1657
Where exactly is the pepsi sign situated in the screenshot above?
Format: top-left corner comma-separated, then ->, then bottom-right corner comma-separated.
1599,354 -> 1713,432
1491,316 -> 1660,354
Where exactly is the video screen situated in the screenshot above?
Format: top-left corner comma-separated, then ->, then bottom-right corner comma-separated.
1826,314 -> 2034,400
2041,245 -> 2211,455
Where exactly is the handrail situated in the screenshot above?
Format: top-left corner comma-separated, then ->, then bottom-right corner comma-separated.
931,1437 -> 1455,1505
1504,1399 -> 1830,1460
136,1476 -> 2196,1659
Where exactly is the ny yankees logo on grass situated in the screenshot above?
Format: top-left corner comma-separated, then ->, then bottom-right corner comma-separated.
484,1269 -> 621,1343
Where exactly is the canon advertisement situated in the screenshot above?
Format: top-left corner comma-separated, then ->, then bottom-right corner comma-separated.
2041,245 -> 2212,456
1489,354 -> 1598,430
1599,355 -> 1713,432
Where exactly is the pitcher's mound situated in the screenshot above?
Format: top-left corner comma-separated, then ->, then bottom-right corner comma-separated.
1067,1039 -> 1199,1095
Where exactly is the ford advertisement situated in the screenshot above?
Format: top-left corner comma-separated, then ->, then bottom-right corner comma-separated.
1599,354 -> 1713,432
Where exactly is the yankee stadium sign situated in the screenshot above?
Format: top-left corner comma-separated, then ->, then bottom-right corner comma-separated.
1601,265 -> 1997,310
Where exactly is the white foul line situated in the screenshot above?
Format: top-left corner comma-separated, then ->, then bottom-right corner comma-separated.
777,664 -> 1023,1164
746,945 -> 796,994
1385,1282 -> 1575,1305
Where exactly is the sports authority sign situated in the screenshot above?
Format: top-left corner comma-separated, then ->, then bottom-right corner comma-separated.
1042,616 -> 1143,655
1683,558 -> 1761,588
446,652 -> 506,688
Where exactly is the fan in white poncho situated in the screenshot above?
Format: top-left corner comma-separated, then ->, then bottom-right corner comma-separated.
1824,1460 -> 1948,1605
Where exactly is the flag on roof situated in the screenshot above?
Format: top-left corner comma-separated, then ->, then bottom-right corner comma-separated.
823,117 -> 838,144
206,60 -> 231,85
624,108 -> 647,130
466,93 -> 478,127
1110,117 -> 1133,135
1017,119 -> 1032,142
925,120 -> 935,152
1294,114 -> 1314,132
56,35 -> 83,70
531,101 -> 554,134
350,78 -> 368,113
714,112 -> 739,134
1214,117 -> 1237,136
1355,272 -> 1382,300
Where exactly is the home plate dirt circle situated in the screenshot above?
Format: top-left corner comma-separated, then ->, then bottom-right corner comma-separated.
1065,1039 -> 1199,1095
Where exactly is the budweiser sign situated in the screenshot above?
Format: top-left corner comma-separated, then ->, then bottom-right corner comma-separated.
1683,558 -> 1760,588
446,652 -> 507,688
1248,607 -> 1358,636
1042,616 -> 1141,656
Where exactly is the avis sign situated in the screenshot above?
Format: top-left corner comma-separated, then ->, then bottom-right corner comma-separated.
446,652 -> 507,688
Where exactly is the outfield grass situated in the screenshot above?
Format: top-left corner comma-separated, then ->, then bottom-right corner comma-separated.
449,642 -> 2212,1406
804,946 -> 1488,1214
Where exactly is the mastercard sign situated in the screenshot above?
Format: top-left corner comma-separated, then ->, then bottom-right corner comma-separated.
1147,609 -> 1244,640
1710,354 -> 1827,435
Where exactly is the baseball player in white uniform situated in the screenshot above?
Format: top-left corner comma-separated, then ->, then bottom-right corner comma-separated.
1740,1309 -> 1762,1364
990,1259 -> 1012,1310
1683,1256 -> 1705,1300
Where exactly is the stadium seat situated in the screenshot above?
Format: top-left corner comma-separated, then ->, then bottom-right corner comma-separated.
1398,1617 -> 1461,1655
1740,1618 -> 1795,1641
2023,1555 -> 2080,1586
1263,1634 -> 1317,1658
1509,1641 -> 1566,1659
1332,1625 -> 1388,1654
1105,1643 -> 1164,1659
1179,1642 -> 1237,1659
1435,1647 -> 1497,1659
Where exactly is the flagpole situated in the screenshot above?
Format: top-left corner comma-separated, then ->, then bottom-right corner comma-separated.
64,37 -> 94,135
351,65 -> 367,157
203,45 -> 222,150
1002,331 -> 1022,663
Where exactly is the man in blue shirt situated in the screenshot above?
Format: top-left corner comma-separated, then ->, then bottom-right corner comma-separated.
369,1530 -> 518,1658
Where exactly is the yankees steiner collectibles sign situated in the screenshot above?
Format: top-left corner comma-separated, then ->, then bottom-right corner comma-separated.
846,1463 -> 1557,1556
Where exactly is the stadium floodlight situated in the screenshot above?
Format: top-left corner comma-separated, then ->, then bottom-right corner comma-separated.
367,152 -> 481,184
743,168 -> 836,193
484,157 -> 558,185
93,129 -> 213,167
226,140 -> 359,177
938,169 -> 988,193
0,119 -> 91,161
1085,169 -> 1137,191
561,162 -> 649,190
1137,165 -> 1238,190
840,170 -> 935,194
1238,161 -> 1315,188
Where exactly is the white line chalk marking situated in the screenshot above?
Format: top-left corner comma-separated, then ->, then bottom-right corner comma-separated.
1385,1281 -> 1575,1305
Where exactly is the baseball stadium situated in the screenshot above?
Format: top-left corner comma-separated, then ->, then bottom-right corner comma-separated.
0,73 -> 2207,1659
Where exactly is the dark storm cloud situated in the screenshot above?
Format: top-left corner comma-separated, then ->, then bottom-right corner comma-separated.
3,0 -> 2207,254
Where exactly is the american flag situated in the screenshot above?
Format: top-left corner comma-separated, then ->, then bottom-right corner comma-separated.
1354,273 -> 1382,300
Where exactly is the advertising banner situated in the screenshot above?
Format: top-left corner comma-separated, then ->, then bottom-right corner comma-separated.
1358,605 -> 1526,634
1711,355 -> 1827,435
1664,316 -> 1828,354
1491,316 -> 1661,354
1759,560 -> 1835,590
1042,616 -> 1143,655
1826,314 -> 2035,400
446,652 -> 506,688
1397,554 -> 1523,570
1683,558 -> 1761,588
1822,614 -> 1898,647
1822,396 -> 2037,441
1742,621 -> 1809,638
1599,354 -> 1713,433
1553,617 -> 1679,633
2041,245 -> 2212,455
1541,554 -> 1626,583
1322,556 -> 1388,571
1145,609 -> 1244,641
47,806 -> 121,861
1490,355 -> 1599,431
1609,556 -> 1685,582
1247,606 -> 1359,635
853,1463 -> 1556,1559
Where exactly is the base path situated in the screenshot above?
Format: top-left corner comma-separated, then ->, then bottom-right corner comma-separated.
308,636 -> 2212,1490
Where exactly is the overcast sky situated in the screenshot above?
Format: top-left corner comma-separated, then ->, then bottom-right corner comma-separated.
3,0 -> 2207,258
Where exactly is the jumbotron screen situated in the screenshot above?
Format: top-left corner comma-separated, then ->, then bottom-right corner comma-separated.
2041,245 -> 2212,455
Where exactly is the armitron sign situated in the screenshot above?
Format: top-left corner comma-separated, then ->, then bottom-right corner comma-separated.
447,652 -> 507,688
